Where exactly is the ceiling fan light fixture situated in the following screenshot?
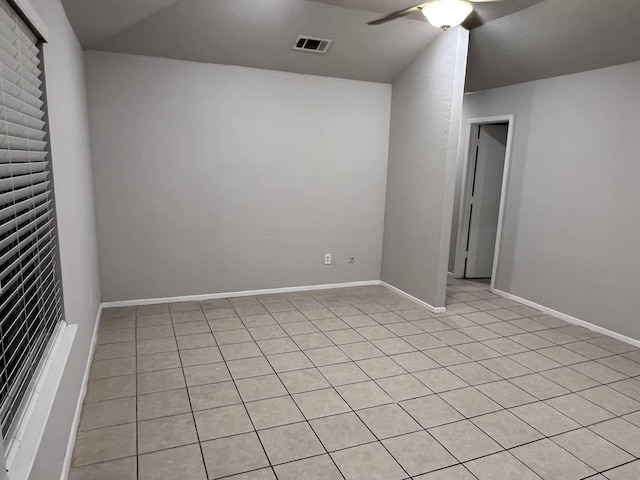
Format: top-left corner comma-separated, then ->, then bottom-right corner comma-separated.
422,0 -> 473,30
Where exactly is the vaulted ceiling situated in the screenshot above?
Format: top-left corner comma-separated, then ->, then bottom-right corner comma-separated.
466,0 -> 640,91
62,0 -> 640,89
63,0 -> 440,83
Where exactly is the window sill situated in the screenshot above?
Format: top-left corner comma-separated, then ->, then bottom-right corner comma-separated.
4,323 -> 77,480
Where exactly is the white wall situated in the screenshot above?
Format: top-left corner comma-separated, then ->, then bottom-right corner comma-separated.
381,28 -> 469,308
28,0 -> 102,477
462,60 -> 640,339
85,51 -> 391,302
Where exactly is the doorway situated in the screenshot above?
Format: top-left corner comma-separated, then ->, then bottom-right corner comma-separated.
452,116 -> 514,289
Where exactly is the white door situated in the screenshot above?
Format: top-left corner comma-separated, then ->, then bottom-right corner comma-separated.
465,124 -> 508,278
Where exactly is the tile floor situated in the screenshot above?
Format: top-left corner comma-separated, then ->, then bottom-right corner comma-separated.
69,278 -> 640,479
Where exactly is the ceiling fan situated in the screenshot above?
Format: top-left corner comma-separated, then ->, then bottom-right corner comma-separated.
368,0 -> 511,31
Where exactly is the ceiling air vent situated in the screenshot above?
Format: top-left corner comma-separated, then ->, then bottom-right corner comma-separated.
293,35 -> 332,54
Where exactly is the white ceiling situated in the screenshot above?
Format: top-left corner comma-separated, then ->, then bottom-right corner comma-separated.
62,0 -> 183,47
61,0 -> 640,88
311,0 -> 544,26
466,0 -> 640,91
65,0 -> 440,83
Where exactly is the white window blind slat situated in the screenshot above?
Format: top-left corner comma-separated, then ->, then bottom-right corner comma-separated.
0,2 -> 38,46
0,3 -> 13,30
0,79 -> 44,107
0,119 -> 45,140
0,230 -> 52,282
3,284 -> 57,357
0,47 -> 39,85
0,134 -> 47,150
0,170 -> 48,190
0,189 -> 49,224
0,198 -> 49,237
0,237 -> 57,316
0,161 -> 48,177
0,29 -> 40,66
0,149 -> 47,162
0,88 -> 44,119
0,194 -> 49,230
0,104 -> 44,129
0,207 -> 49,251
0,62 -> 41,93
0,180 -> 50,207
0,0 -> 63,446
0,215 -> 53,265
0,277 -> 56,345
0,38 -> 40,74
0,37 -> 40,72
0,234 -> 57,302
3,281 -> 58,358
0,19 -> 36,54
0,250 -> 55,315
1,287 -> 61,434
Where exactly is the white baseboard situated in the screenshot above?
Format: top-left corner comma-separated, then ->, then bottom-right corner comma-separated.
101,280 -> 382,308
100,279 -> 448,315
491,288 -> 640,349
380,282 -> 446,314
59,305 -> 103,480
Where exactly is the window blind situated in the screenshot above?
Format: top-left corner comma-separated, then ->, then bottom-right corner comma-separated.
0,0 -> 63,443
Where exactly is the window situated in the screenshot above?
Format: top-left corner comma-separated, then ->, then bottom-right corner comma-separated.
0,0 -> 63,445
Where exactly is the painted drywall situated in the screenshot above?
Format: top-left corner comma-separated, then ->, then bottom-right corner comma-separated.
381,27 -> 469,309
27,0 -> 102,478
461,60 -> 640,339
85,51 -> 391,302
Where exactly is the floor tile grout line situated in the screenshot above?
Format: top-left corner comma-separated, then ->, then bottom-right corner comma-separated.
307,363 -> 413,479
84,284 -> 634,478
446,284 -> 640,476
204,314 -> 282,480
83,342 -> 640,414
68,410 -> 635,478
105,313 -> 633,373
278,303 -> 496,480
391,381 -> 491,478
587,458 -> 639,478
126,338 -> 631,379
252,307 -> 409,480
392,367 -> 622,476
82,366 -> 640,453
103,303 -> 630,360
82,353 -> 640,410
134,310 -> 139,478
169,304 -> 211,480
331,287 -> 638,474
220,352 -> 344,478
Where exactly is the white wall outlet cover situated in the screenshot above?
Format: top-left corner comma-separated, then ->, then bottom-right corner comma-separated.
324,253 -> 331,265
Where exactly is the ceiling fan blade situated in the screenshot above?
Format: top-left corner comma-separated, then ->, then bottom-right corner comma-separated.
464,0 -> 544,30
461,9 -> 484,30
367,4 -> 425,25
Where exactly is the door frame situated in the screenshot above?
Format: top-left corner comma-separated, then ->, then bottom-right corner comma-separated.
452,115 -> 515,290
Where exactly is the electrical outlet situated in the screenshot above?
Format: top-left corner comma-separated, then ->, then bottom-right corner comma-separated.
324,253 -> 331,265
348,254 -> 355,264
